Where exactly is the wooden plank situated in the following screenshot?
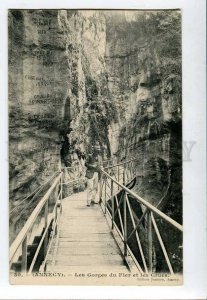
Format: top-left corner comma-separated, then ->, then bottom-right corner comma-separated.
60,228 -> 109,234
58,241 -> 117,248
60,219 -> 107,226
47,265 -> 129,273
51,246 -> 120,256
63,210 -> 103,214
58,233 -> 114,241
49,254 -> 124,266
45,188 -> 132,273
61,216 -> 105,221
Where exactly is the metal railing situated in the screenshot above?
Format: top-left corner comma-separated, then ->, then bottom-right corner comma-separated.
10,157 -> 183,275
62,164 -> 85,184
9,172 -> 63,273
99,160 -> 183,274
9,163 -> 86,274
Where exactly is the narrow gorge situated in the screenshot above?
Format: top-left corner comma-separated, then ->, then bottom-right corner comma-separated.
9,10 -> 182,272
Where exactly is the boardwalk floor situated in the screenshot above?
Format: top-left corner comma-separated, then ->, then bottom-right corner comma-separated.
46,191 -> 128,273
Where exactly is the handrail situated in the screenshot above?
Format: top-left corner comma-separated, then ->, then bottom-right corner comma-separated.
10,157 -> 182,274
9,172 -> 62,262
100,161 -> 182,274
9,171 -> 59,216
101,168 -> 183,232
10,165 -> 87,272
9,171 -> 59,217
104,157 -> 139,169
62,177 -> 85,185
9,171 -> 60,219
62,165 -> 85,173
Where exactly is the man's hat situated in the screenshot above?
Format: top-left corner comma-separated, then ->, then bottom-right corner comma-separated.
94,144 -> 101,151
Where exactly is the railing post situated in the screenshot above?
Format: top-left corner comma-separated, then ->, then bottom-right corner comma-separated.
147,210 -> 153,273
60,174 -> 63,213
55,178 -> 60,236
111,179 -> 114,230
133,160 -> 136,177
123,191 -> 127,256
130,160 -> 133,179
117,165 -> 120,190
104,177 -> 107,214
125,163 -> 128,183
21,235 -> 27,273
55,204 -> 58,236
123,167 -> 126,185
60,173 -> 63,201
99,172 -> 102,203
43,200 -> 49,258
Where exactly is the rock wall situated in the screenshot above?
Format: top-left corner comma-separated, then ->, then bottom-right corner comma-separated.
104,11 -> 182,272
105,11 -> 182,221
9,10 -> 182,253
9,10 -> 112,240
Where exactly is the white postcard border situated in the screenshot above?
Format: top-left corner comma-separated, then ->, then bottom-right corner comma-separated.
0,0 -> 206,299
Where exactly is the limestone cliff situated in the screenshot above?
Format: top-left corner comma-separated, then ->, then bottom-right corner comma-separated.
9,9 -> 182,265
105,11 -> 182,220
9,10 -> 113,239
104,11 -> 182,272
9,11 -> 111,196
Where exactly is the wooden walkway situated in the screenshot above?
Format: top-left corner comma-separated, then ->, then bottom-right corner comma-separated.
46,191 -> 129,273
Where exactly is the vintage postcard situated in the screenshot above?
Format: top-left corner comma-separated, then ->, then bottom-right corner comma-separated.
9,9 -> 183,285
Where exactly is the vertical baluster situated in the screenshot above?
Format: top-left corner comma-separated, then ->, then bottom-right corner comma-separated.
55,203 -> 58,235
55,193 -> 57,224
104,178 -> 107,214
130,160 -> 133,179
55,193 -> 58,222
123,167 -> 126,185
60,173 -> 63,201
117,165 -> 120,189
133,160 -> 135,177
55,181 -> 60,235
147,211 -> 153,273
127,162 -> 129,182
125,163 -> 128,183
21,235 -> 28,272
60,174 -> 63,213
123,191 -> 127,256
111,179 -> 114,229
99,172 -> 102,204
43,201 -> 49,258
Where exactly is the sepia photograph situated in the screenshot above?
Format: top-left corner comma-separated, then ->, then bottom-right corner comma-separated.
8,9 -> 183,285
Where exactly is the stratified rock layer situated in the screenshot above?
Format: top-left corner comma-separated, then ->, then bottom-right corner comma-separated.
104,11 -> 182,272
9,10 -> 182,267
105,12 -> 182,219
9,10 -> 112,240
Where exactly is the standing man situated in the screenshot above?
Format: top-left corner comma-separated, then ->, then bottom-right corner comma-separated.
85,145 -> 102,207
